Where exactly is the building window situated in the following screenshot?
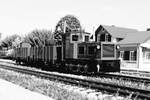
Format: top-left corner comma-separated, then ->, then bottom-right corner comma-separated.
123,51 -> 130,60
85,36 -> 89,42
97,34 -> 101,42
120,51 -> 124,59
99,33 -> 111,42
72,35 -> 79,41
117,38 -> 123,42
130,51 -> 137,61
78,46 -> 84,55
121,51 -> 137,61
88,46 -> 96,55
105,34 -> 111,42
100,34 -> 105,42
145,52 -> 150,61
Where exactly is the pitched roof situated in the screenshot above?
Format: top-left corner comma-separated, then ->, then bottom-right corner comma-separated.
118,31 -> 150,44
98,25 -> 138,38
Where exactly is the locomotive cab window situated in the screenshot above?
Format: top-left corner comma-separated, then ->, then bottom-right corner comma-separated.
78,46 -> 85,55
85,36 -> 89,42
72,35 -> 79,41
88,46 -> 96,55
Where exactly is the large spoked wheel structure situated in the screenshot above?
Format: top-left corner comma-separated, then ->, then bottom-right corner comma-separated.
54,15 -> 82,42
53,15 -> 85,73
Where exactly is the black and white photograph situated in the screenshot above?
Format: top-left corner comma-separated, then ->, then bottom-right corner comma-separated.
0,0 -> 150,100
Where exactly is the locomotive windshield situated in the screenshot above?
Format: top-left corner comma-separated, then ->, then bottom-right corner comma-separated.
102,44 -> 115,58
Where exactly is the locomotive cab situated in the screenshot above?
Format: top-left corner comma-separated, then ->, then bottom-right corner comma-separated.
78,42 -> 120,72
96,42 -> 120,72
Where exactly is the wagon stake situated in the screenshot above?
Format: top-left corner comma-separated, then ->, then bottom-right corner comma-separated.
115,88 -> 120,96
133,92 -> 139,100
126,92 -> 134,100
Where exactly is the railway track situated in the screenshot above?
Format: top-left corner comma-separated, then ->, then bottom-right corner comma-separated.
0,62 -> 150,99
121,70 -> 150,77
96,73 -> 150,84
1,59 -> 150,84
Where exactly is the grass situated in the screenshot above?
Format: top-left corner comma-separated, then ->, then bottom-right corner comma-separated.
87,76 -> 150,90
0,68 -> 126,100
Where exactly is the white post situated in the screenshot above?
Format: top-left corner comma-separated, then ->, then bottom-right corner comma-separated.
137,46 -> 143,69
73,43 -> 78,59
62,21 -> 66,61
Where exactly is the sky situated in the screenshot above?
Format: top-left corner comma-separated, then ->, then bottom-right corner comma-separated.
0,0 -> 150,39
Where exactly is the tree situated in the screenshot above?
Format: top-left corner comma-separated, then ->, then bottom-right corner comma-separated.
0,34 -> 21,49
55,15 -> 82,33
23,29 -> 54,47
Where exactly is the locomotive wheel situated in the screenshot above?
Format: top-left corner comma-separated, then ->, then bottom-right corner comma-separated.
83,64 -> 88,73
68,64 -> 74,72
76,64 -> 81,73
72,64 -> 78,73
78,64 -> 87,74
65,63 -> 70,73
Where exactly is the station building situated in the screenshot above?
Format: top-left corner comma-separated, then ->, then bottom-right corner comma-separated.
118,31 -> 150,71
95,25 -> 150,72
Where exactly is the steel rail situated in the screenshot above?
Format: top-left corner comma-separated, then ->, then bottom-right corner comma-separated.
1,60 -> 150,84
0,63 -> 150,99
96,73 -> 150,84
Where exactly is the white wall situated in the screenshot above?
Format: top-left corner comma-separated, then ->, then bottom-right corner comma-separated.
120,46 -> 150,72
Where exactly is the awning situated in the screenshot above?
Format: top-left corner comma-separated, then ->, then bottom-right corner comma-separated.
118,44 -> 138,51
140,43 -> 150,49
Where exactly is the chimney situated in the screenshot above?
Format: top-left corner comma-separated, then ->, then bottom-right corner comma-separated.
147,28 -> 150,31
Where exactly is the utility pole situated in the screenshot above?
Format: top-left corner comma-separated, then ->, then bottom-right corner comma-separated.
62,21 -> 67,61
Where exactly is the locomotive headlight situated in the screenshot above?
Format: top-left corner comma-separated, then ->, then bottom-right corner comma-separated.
116,45 -> 120,50
97,45 -> 100,49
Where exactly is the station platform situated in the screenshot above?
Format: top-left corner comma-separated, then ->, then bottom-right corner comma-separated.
0,79 -> 53,100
